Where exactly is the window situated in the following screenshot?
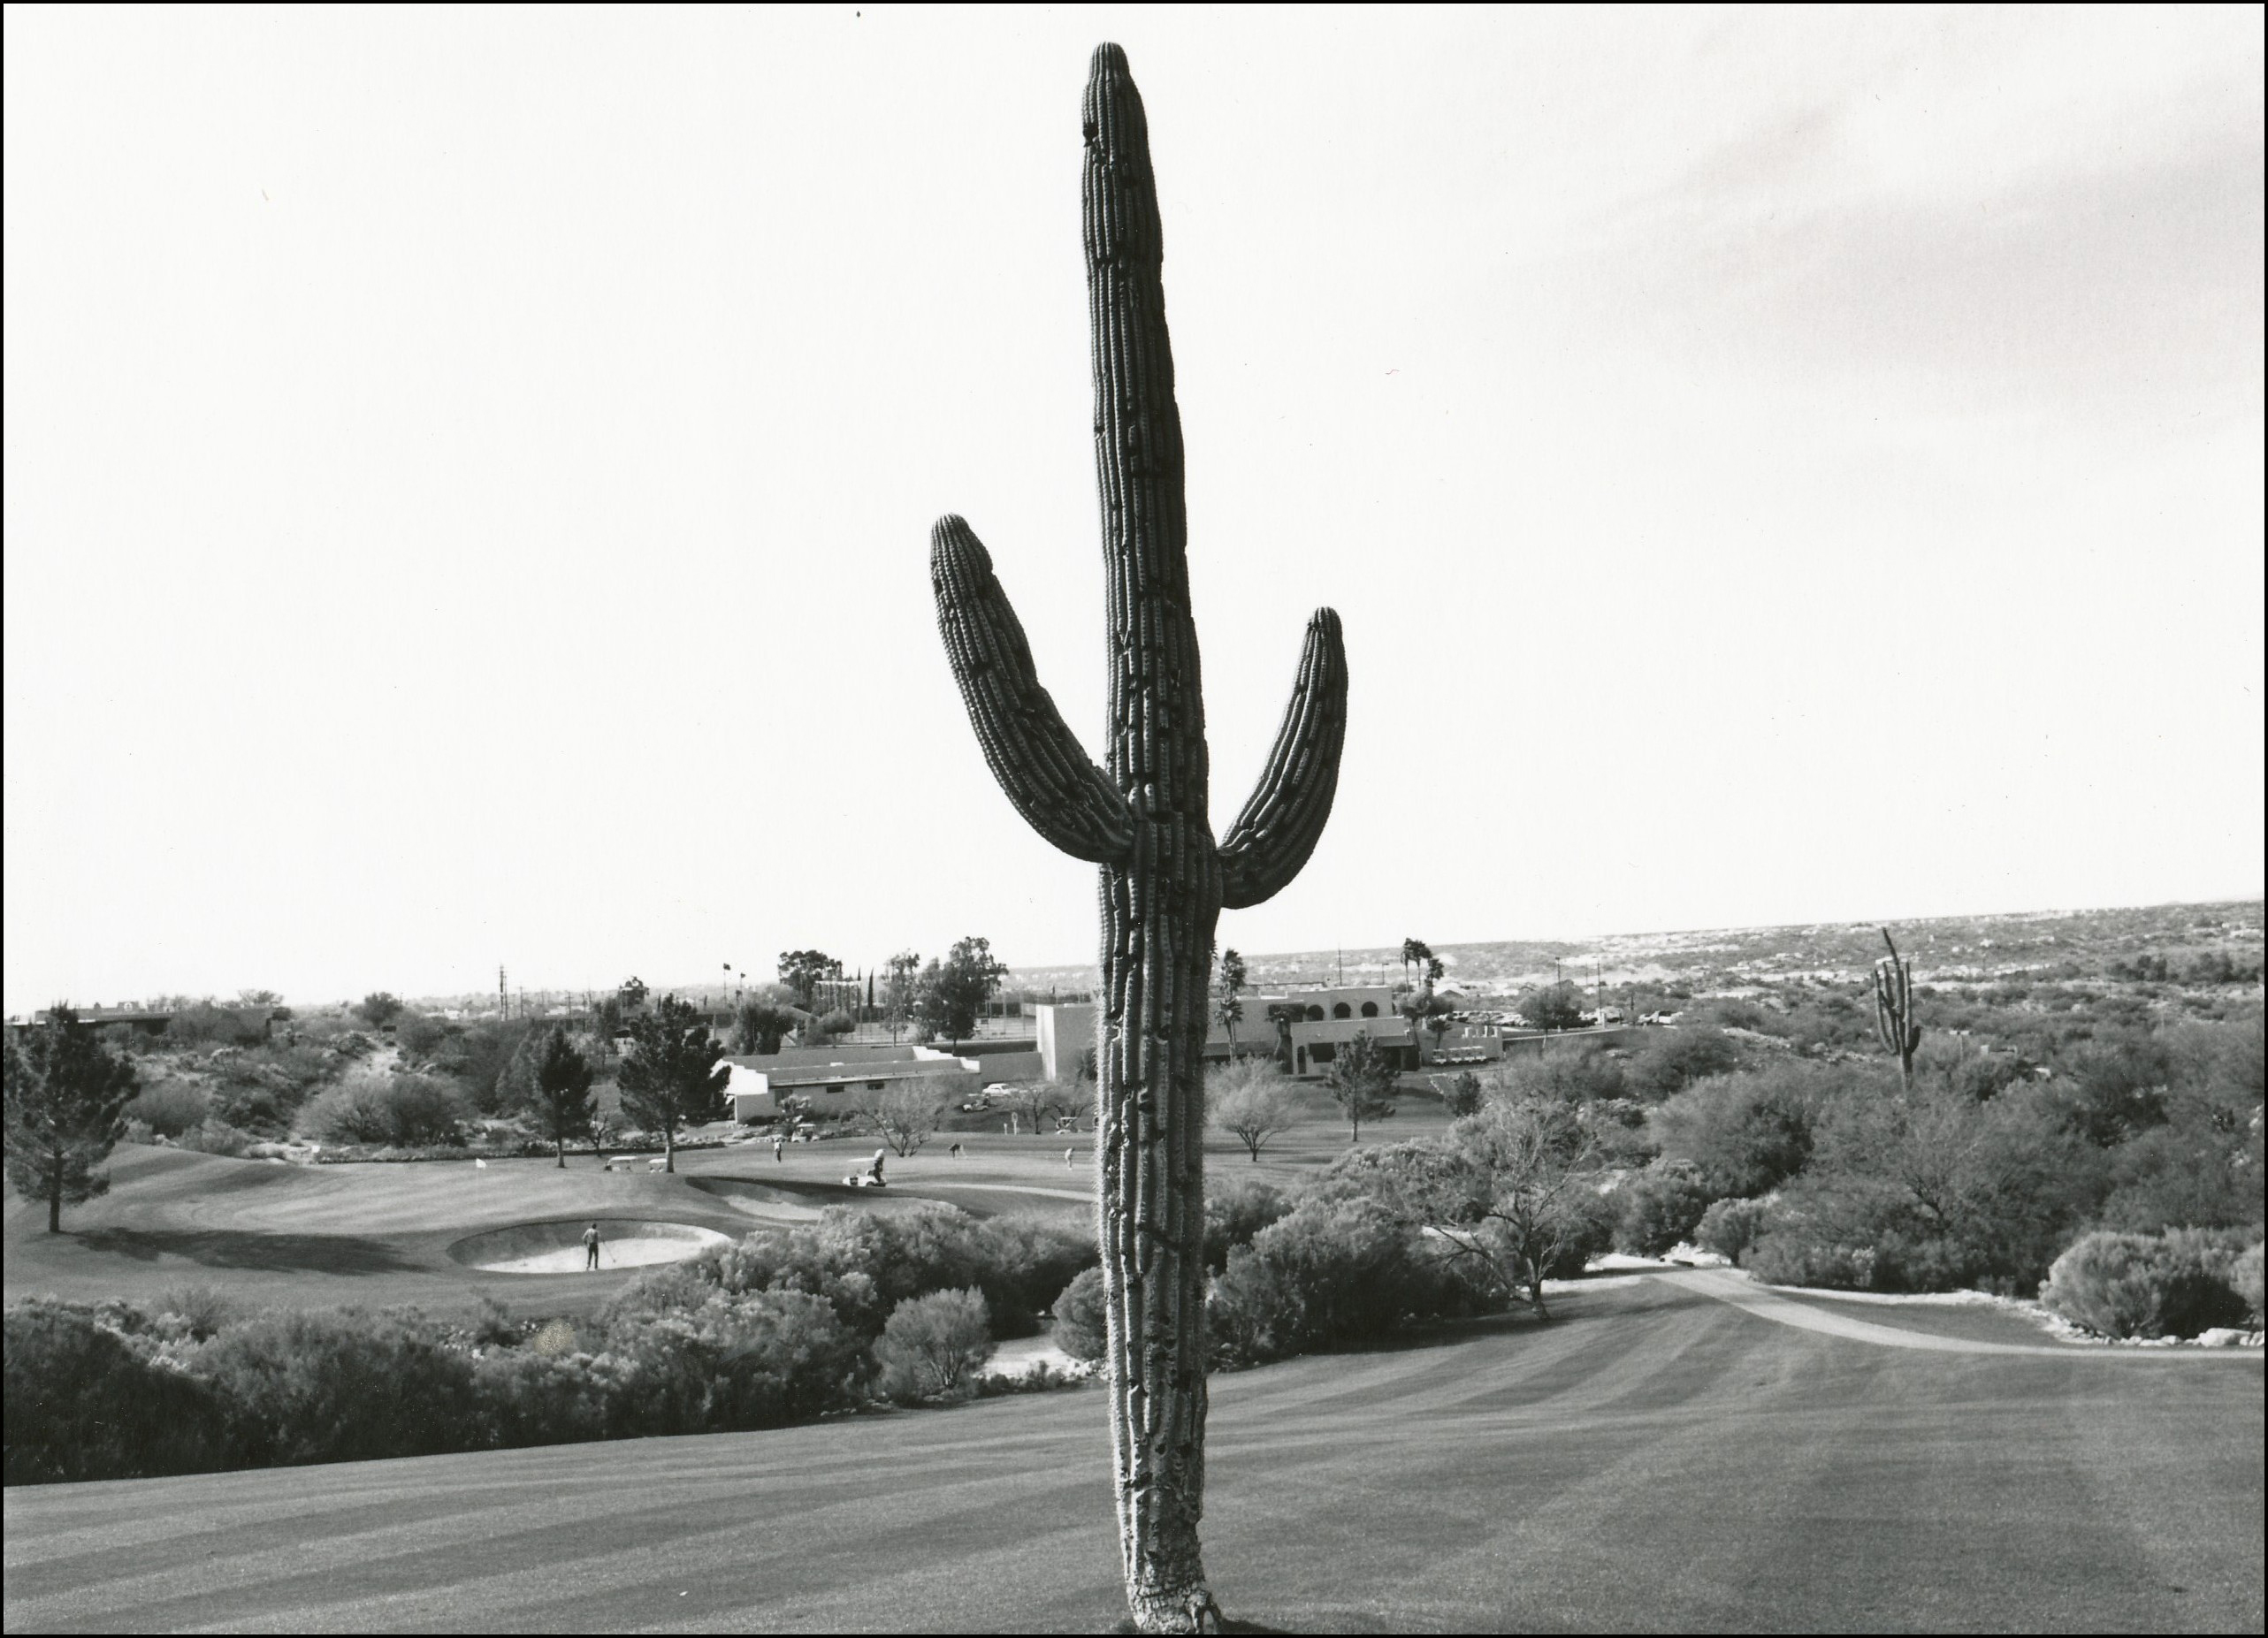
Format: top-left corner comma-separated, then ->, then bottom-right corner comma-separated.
1361,1002 -> 1378,1017
1306,1005 -> 1325,1022
1309,1041 -> 1337,1063
868,1081 -> 887,1091
1333,1002 -> 1351,1019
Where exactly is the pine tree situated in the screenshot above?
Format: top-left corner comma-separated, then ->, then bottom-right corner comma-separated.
4,1008 -> 140,1232
533,1027 -> 596,1167
615,995 -> 729,1173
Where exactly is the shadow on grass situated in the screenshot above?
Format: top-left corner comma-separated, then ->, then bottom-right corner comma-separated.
62,1228 -> 424,1274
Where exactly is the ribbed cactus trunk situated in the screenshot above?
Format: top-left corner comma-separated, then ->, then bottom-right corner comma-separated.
930,43 -> 1348,1635
1873,927 -> 1921,1095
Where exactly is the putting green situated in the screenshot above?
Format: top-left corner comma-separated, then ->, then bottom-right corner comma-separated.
444,1219 -> 730,1274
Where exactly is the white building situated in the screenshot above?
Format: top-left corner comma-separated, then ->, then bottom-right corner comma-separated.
719,1046 -> 981,1123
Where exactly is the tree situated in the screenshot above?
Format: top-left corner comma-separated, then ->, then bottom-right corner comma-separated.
1400,937 -> 1433,993
234,988 -> 283,1009
733,999 -> 798,1056
777,950 -> 838,1009
1324,1033 -> 1398,1142
1346,1097 -> 1608,1317
4,1009 -> 140,1232
1007,1079 -> 1079,1137
1438,1070 -> 1485,1117
355,992 -> 404,1028
1215,949 -> 1248,1056
914,936 -> 1009,1045
618,976 -> 649,1010
1515,981 -> 1585,1032
873,1289 -> 993,1401
615,994 -> 729,1172
532,1028 -> 596,1168
1209,1059 -> 1300,1161
883,950 -> 921,1043
869,1082 -> 944,1157
491,1026 -> 542,1116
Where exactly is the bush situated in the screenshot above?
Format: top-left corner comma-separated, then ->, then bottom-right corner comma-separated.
467,1348 -> 615,1450
2233,1241 -> 2264,1324
126,1079 -> 211,1138
1439,1070 -> 1485,1117
601,1288 -> 863,1434
1647,1062 -> 1834,1198
1694,1197 -> 1770,1266
301,1071 -> 468,1147
155,1284 -> 238,1342
195,1307 -> 477,1466
873,1289 -> 993,1403
1204,1176 -> 1294,1272
1623,1031 -> 1741,1101
1050,1268 -> 1108,1361
1614,1159 -> 1714,1256
1208,1196 -> 1455,1368
663,1205 -> 1092,1344
2041,1230 -> 2255,1340
174,1118 -> 257,1157
4,1300 -> 236,1483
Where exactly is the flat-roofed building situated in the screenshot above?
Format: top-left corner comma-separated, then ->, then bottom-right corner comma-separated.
719,1047 -> 981,1123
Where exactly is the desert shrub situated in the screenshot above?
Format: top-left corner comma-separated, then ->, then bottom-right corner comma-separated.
3,1300 -> 237,1483
1050,1268 -> 1108,1361
2041,1230 -> 2256,1339
664,1205 -> 1092,1343
195,1307 -> 477,1466
466,1348 -> 615,1450
301,1071 -> 468,1147
1209,1196 -> 1455,1368
1204,1176 -> 1294,1271
1647,1062 -> 1837,1198
1694,1196 -> 1770,1266
174,1118 -> 256,1157
154,1284 -> 238,1342
1439,1070 -> 1485,1117
1623,1031 -> 1741,1101
394,1013 -> 454,1060
872,1289 -> 994,1403
126,1078 -> 212,1138
166,1003 -> 266,1047
603,1288 -> 863,1434
1614,1159 -> 1714,1256
1495,1045 -> 1626,1105
2232,1241 -> 2264,1323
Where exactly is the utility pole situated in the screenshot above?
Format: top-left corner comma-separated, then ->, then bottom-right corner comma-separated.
499,965 -> 508,1019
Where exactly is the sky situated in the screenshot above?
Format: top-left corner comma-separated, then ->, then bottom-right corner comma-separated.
4,4 -> 2261,1013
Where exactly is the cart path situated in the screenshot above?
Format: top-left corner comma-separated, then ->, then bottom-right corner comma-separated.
1657,1268 -> 2264,1359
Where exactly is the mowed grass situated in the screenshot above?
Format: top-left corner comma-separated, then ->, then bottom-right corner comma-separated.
1,1086 -> 1408,1321
5,1274 -> 2260,1634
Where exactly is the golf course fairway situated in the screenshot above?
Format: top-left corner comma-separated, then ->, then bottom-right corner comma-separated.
5,1272 -> 2258,1634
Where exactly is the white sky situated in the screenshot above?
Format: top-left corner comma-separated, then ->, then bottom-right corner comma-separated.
4,4 -> 2262,1012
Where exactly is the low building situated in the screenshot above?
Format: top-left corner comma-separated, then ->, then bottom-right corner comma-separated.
1035,987 -> 1449,1080
718,1046 -> 983,1124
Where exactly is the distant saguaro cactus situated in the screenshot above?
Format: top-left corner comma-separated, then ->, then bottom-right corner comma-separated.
1873,927 -> 1922,1094
929,42 -> 1348,1635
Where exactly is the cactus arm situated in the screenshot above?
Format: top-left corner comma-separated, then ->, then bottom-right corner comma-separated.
932,514 -> 1138,865
1217,608 -> 1348,909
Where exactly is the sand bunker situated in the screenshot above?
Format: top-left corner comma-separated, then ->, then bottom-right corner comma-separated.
682,1177 -> 828,1223
447,1219 -> 732,1274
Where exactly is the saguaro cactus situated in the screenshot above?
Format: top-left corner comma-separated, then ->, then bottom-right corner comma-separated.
1873,927 -> 1922,1094
929,42 -> 1347,1635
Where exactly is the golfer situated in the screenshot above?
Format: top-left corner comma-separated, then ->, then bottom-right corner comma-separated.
584,1222 -> 601,1270
773,1133 -> 784,1162
1065,1146 -> 1077,1169
870,1148 -> 887,1185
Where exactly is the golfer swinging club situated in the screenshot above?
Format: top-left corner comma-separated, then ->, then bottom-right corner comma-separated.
584,1222 -> 601,1270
